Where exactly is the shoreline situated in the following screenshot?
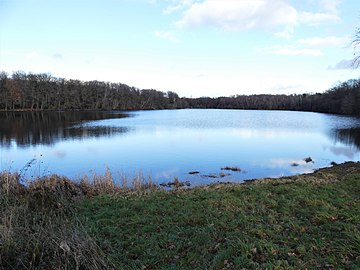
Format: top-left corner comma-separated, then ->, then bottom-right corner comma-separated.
1,107 -> 359,117
193,161 -> 360,189
1,161 -> 359,269
3,161 -> 360,191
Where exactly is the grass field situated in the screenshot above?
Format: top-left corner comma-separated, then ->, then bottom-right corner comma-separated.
1,163 -> 359,269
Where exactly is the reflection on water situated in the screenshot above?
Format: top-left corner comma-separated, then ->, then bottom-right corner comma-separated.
331,128 -> 360,150
0,111 -> 130,148
1,109 -> 360,185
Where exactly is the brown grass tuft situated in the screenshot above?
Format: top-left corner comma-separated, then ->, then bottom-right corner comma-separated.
0,167 -> 162,269
0,172 -> 112,269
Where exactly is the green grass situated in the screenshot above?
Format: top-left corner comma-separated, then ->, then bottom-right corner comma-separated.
1,163 -> 360,269
78,166 -> 360,269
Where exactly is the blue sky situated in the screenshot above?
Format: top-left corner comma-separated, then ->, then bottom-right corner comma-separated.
0,0 -> 359,97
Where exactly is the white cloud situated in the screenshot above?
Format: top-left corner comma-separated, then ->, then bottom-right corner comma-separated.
276,48 -> 322,56
163,4 -> 183,14
176,0 -> 297,31
298,0 -> 341,25
298,36 -> 347,47
259,35 -> 347,59
275,26 -> 295,39
320,0 -> 341,14
298,11 -> 339,25
175,0 -> 341,34
154,31 -> 179,42
264,45 -> 323,57
163,0 -> 194,14
145,0 -> 157,4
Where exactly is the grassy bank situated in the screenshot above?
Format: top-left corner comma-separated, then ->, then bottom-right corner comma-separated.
1,163 -> 360,269
0,173 -> 110,269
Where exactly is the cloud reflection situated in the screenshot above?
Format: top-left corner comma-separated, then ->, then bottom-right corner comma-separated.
328,146 -> 356,159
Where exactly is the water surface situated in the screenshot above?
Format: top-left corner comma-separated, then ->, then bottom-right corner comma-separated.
1,109 -> 360,186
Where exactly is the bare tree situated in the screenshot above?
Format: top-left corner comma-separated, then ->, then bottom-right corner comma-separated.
352,27 -> 360,68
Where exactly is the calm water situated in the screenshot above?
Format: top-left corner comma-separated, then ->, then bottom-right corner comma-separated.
1,109 -> 360,186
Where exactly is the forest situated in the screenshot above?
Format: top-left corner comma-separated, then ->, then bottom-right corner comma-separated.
0,71 -> 359,115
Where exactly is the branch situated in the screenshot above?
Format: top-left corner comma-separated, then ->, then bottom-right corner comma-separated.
351,27 -> 360,69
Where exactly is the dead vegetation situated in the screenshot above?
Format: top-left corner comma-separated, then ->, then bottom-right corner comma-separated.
221,166 -> 241,172
0,169 -> 160,269
0,172 -> 111,269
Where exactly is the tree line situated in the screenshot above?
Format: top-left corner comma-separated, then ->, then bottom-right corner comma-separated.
186,79 -> 360,115
0,71 -> 186,111
0,71 -> 359,115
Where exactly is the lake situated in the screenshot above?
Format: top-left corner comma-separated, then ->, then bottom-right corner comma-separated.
1,109 -> 360,186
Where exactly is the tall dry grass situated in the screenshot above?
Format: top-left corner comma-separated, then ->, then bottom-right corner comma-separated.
0,172 -> 110,269
79,168 -> 159,196
0,168 -> 161,269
